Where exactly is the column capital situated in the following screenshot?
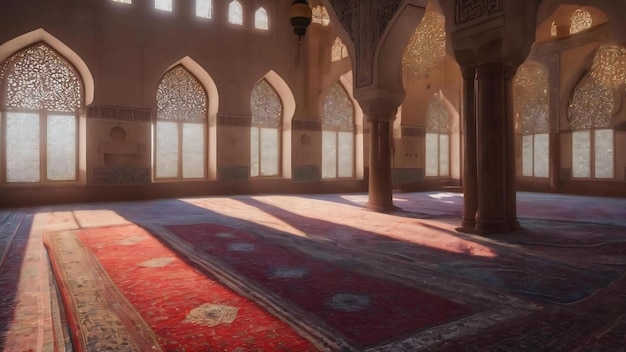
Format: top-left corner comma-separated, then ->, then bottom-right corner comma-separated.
356,95 -> 402,123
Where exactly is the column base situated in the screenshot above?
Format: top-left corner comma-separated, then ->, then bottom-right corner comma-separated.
461,217 -> 476,229
474,218 -> 520,234
364,202 -> 399,213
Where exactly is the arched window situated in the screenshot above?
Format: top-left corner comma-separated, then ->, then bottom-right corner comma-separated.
0,43 -> 82,184
196,0 -> 212,18
322,82 -> 354,179
402,7 -> 445,77
570,8 -> 592,35
228,0 -> 243,25
550,21 -> 557,37
312,6 -> 330,26
425,93 -> 450,177
331,37 -> 348,62
155,65 -> 207,179
255,7 -> 268,30
514,61 -> 550,178
155,0 -> 173,11
567,44 -> 624,179
251,79 -> 282,177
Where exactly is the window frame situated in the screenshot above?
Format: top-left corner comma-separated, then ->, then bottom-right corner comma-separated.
254,7 -> 269,31
572,128 -> 614,180
521,132 -> 550,178
154,65 -> 208,181
1,108 -> 79,186
321,83 -> 356,180
425,132 -> 450,178
250,125 -> 282,178
228,0 -> 243,26
0,42 -> 83,187
154,120 -> 207,180
195,0 -> 212,19
155,0 -> 173,12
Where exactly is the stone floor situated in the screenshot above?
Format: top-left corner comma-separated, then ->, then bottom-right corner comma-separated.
0,191 -> 625,351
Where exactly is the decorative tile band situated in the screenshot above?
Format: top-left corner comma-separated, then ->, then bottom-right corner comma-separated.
87,106 -> 152,122
93,168 -> 150,185
293,166 -> 321,182
402,127 -> 426,137
292,120 -> 322,131
217,114 -> 252,127
392,168 -> 424,184
455,0 -> 503,25
218,167 -> 249,182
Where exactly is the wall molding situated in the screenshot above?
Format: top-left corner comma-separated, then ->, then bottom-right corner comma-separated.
87,106 -> 152,122
217,113 -> 252,127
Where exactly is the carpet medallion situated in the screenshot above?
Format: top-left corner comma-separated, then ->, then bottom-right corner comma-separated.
48,225 -> 319,351
162,223 -> 476,349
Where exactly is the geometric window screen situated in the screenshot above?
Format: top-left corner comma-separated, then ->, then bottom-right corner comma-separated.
402,5 -> 446,77
425,92 -> 450,177
155,65 -> 207,179
322,82 -> 354,179
568,44 -> 623,179
0,43 -> 81,183
513,61 -> 550,178
229,0 -> 243,25
569,8 -> 592,35
255,7 -> 269,30
250,79 -> 282,177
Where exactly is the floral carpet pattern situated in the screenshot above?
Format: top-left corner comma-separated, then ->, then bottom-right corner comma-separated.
3,192 -> 625,351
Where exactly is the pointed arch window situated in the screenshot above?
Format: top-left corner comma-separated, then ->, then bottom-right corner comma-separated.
331,37 -> 348,62
312,6 -> 330,26
228,0 -> 243,25
425,93 -> 450,177
322,83 -> 355,179
255,7 -> 269,30
155,65 -> 207,179
567,44 -> 624,179
0,43 -> 82,184
155,0 -> 173,11
514,61 -> 550,178
550,21 -> 557,37
570,8 -> 592,35
196,0 -> 212,18
251,79 -> 282,177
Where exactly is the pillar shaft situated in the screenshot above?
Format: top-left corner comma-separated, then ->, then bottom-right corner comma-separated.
503,67 -> 519,229
461,67 -> 477,229
475,63 -> 517,233
367,117 -> 395,211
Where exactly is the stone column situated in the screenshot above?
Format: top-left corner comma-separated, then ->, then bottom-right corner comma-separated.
475,63 -> 515,233
460,67 -> 477,230
360,98 -> 398,212
503,67 -> 520,230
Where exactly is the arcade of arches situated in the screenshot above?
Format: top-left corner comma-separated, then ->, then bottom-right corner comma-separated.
1,1 -> 626,230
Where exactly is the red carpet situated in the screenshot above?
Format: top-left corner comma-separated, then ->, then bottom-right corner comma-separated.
76,225 -> 318,351
163,223 -> 475,348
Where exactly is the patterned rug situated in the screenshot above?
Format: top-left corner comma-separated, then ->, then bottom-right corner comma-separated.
45,225 -> 318,351
162,223 -> 476,349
